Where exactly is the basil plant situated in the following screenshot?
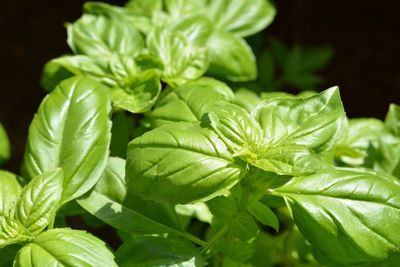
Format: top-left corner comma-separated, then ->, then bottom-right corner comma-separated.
0,0 -> 399,266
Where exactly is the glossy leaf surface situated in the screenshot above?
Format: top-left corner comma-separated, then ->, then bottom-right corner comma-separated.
274,169 -> 400,265
15,169 -> 63,235
14,228 -> 117,267
23,77 -> 111,204
147,28 -> 208,86
126,123 -> 243,204
207,30 -> 256,82
207,0 -> 276,37
150,77 -> 234,127
67,14 -> 144,57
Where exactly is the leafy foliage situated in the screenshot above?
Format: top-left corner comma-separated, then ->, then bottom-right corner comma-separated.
0,0 -> 399,266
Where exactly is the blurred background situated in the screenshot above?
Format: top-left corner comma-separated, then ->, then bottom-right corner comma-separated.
0,0 -> 399,172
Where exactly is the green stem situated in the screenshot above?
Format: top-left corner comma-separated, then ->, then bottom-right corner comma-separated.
200,224 -> 229,254
172,230 -> 207,247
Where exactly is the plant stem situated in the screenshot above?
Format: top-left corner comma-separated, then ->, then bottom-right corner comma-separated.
173,230 -> 207,246
200,224 -> 229,254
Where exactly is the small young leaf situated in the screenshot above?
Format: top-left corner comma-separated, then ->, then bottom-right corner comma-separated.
15,169 -> 63,235
273,168 -> 400,265
126,123 -> 243,204
207,30 -> 256,82
13,228 -> 117,267
116,236 -> 206,267
111,70 -> 161,113
247,202 -> 279,231
147,27 -> 209,86
208,101 -> 263,155
0,123 -> 10,165
150,77 -> 234,127
23,77 -> 112,204
0,216 -> 32,249
0,170 -> 21,216
67,14 -> 144,57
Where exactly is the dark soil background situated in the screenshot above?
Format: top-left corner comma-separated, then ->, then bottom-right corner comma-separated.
1,0 -> 400,173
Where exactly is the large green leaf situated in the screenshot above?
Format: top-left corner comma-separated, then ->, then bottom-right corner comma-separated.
273,168 -> 400,265
78,157 -> 185,235
15,169 -> 63,235
149,77 -> 234,127
0,123 -> 10,165
207,0 -> 276,37
67,14 -> 144,57
147,27 -> 209,86
0,170 -> 21,216
22,77 -> 112,204
207,30 -> 256,82
116,236 -> 206,267
13,228 -> 117,267
126,123 -> 243,204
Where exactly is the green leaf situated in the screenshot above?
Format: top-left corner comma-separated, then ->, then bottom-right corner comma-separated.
170,15 -> 212,46
0,123 -> 10,165
149,77 -> 234,127
207,196 -> 237,221
67,14 -> 144,57
15,169 -> 63,235
126,123 -> 243,204
230,212 -> 259,242
22,77 -> 112,204
111,70 -> 161,113
110,112 -> 133,158
385,104 -> 400,137
254,87 -> 345,153
247,202 -> 279,231
41,55 -> 109,91
334,118 -> 384,166
0,216 -> 32,249
207,30 -> 256,82
116,236 -> 206,267
248,144 -> 328,176
0,170 -> 21,216
125,0 -> 163,17
207,0 -> 276,37
78,157 -> 185,235
147,27 -> 209,86
164,0 -> 207,19
273,168 -> 400,265
13,228 -> 117,267
84,2 -> 153,33
208,101 -> 263,155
